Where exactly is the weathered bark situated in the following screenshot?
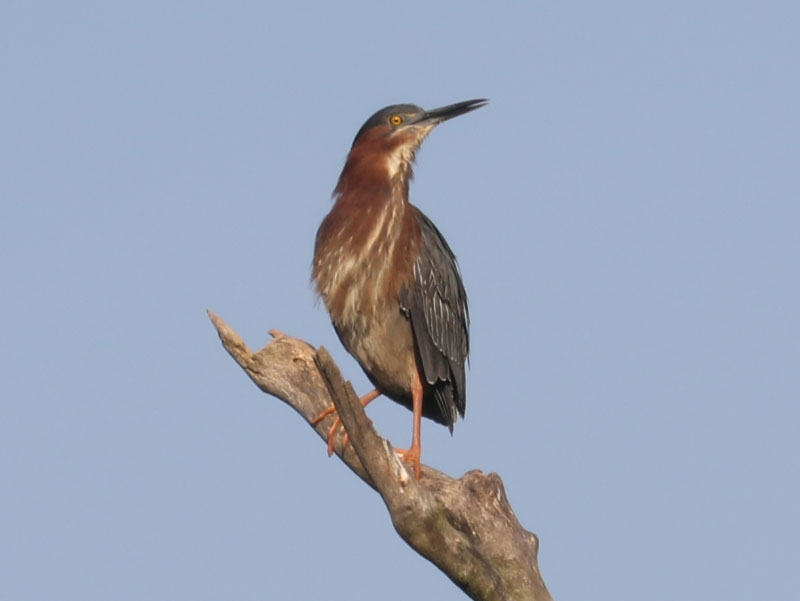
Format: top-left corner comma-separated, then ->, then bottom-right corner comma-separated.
208,310 -> 553,601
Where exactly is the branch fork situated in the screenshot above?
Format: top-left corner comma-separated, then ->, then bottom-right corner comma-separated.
209,310 -> 552,601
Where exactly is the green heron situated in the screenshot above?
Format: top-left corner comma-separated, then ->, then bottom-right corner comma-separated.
312,99 -> 487,479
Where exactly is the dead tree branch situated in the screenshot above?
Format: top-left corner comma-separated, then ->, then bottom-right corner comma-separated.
208,310 -> 552,601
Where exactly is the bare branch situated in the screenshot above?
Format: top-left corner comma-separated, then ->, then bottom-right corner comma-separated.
209,311 -> 553,601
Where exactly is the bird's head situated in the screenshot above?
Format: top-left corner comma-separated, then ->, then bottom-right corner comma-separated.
346,99 -> 488,181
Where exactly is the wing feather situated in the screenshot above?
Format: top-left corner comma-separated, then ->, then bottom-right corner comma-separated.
400,207 -> 469,428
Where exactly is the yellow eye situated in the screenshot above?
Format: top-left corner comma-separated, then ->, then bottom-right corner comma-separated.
389,114 -> 403,126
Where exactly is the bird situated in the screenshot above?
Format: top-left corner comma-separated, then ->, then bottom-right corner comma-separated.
311,99 -> 487,479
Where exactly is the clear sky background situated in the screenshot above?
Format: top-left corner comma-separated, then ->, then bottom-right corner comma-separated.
2,2 -> 798,600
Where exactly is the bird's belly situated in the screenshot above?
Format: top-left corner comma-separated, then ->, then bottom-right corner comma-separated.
334,303 -> 417,403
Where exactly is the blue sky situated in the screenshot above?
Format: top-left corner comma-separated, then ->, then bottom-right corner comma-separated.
2,2 -> 798,600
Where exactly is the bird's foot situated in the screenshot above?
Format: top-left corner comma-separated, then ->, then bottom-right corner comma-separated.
322,413 -> 374,456
310,389 -> 381,456
310,404 -> 336,426
394,445 -> 422,480
310,405 -> 343,456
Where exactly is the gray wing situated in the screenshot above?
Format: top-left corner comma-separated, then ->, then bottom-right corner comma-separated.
400,206 -> 469,429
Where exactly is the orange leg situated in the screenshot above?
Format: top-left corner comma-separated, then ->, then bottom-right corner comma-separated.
396,373 -> 423,479
310,389 -> 381,456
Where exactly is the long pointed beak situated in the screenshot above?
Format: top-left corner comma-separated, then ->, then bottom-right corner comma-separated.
414,98 -> 488,126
